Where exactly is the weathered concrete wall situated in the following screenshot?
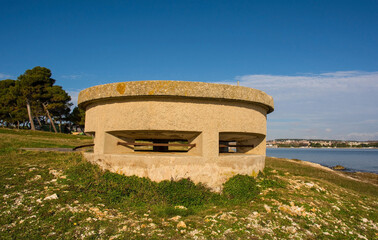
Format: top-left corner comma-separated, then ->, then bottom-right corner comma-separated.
78,81 -> 274,190
79,81 -> 274,113
85,97 -> 268,155
83,152 -> 265,192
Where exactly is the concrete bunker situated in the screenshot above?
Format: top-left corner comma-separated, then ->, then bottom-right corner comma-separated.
78,81 -> 274,191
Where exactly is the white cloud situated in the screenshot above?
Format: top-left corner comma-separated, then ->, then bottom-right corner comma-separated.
224,71 -> 378,141
67,90 -> 81,108
233,71 -> 378,96
0,73 -> 12,79
61,74 -> 82,80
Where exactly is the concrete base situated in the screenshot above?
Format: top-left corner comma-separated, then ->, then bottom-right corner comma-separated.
83,152 -> 265,192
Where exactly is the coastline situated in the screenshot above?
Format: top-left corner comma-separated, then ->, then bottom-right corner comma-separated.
267,146 -> 378,149
266,147 -> 378,175
267,156 -> 378,186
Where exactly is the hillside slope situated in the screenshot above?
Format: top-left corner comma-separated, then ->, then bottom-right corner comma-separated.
0,129 -> 377,239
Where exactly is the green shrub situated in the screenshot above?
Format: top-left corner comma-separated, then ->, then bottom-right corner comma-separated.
157,178 -> 212,207
259,178 -> 286,189
222,174 -> 260,201
99,172 -> 159,204
154,205 -> 194,217
65,160 -> 102,188
65,159 -> 218,208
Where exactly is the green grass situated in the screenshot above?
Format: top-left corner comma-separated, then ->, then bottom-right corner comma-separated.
0,128 -> 92,153
265,157 -> 378,197
0,128 -> 377,239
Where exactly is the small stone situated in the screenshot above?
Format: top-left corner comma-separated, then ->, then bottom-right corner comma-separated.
361,218 -> 368,223
177,221 -> 186,228
174,205 -> 187,210
31,175 -> 42,181
49,169 -> 62,177
264,204 -> 271,213
219,213 -> 229,220
332,205 -> 340,211
305,182 -> 314,188
287,226 -> 296,234
109,235 -> 120,240
169,215 -> 181,221
149,223 -> 156,229
44,193 -> 58,200
332,165 -> 346,170
219,212 -> 237,221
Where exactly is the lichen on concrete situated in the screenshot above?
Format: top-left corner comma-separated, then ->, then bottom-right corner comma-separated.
78,80 -> 274,113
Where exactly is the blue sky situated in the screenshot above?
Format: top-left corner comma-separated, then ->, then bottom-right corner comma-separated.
1,0 -> 377,140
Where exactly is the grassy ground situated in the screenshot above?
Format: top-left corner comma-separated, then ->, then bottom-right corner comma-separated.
0,129 -> 377,239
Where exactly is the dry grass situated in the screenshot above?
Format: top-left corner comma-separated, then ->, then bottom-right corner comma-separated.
0,129 -> 377,239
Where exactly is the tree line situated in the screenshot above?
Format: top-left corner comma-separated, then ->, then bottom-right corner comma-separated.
0,66 -> 85,133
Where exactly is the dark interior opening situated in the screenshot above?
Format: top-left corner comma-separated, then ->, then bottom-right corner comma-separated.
219,132 -> 261,154
134,139 -> 190,152
219,141 -> 237,153
107,130 -> 201,154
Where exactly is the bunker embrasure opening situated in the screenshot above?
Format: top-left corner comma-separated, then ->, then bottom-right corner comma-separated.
219,132 -> 265,154
123,139 -> 193,152
104,130 -> 201,155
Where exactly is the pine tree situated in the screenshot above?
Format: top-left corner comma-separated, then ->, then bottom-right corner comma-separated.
17,66 -> 55,130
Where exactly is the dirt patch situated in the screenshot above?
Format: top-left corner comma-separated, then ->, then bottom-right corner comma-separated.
20,148 -> 89,152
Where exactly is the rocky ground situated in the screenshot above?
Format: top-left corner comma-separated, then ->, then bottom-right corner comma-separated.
0,129 -> 377,239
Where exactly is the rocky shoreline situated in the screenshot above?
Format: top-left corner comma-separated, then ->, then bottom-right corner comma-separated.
270,157 -> 378,186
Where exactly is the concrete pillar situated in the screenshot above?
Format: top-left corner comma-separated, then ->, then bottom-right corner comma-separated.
93,131 -> 105,154
202,130 -> 219,159
188,133 -> 203,156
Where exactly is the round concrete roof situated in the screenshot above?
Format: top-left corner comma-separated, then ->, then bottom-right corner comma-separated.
78,81 -> 274,113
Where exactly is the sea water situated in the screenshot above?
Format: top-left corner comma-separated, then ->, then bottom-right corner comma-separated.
266,148 -> 378,173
